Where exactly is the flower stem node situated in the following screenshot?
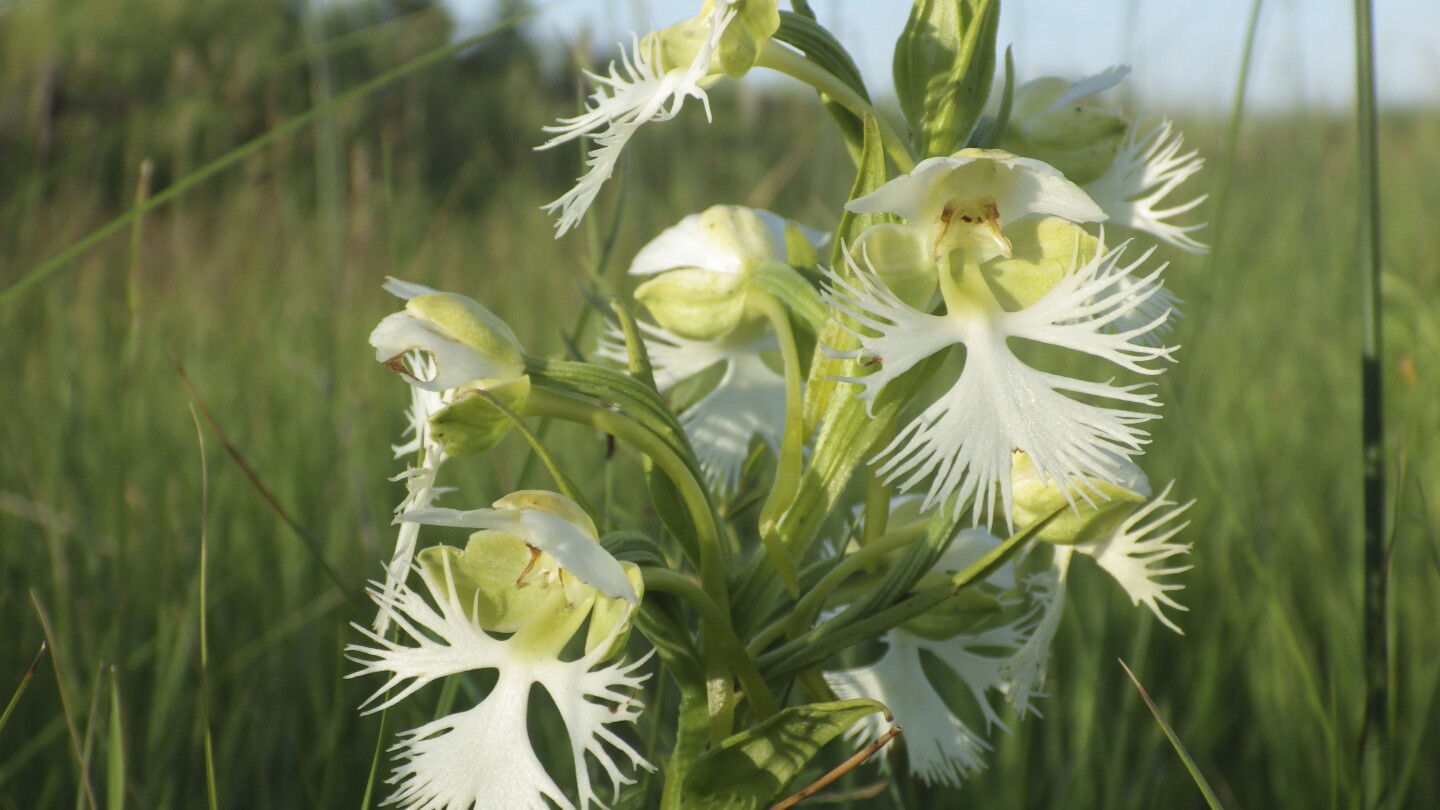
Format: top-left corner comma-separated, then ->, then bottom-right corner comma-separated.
370,291 -> 525,392
1010,450 -> 1149,545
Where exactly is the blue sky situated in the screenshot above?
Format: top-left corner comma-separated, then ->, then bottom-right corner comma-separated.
453,0 -> 1440,110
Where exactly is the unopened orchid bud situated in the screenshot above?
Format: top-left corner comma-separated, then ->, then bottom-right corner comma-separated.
370,291 -> 525,392
631,204 -> 825,340
427,376 -> 532,457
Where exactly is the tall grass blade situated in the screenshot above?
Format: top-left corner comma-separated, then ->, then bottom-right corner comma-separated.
1205,0 -> 1264,266
1119,659 -> 1223,810
0,644 -> 47,740
169,351 -> 359,607
106,668 -> 125,810
29,593 -> 98,810
189,406 -> 220,810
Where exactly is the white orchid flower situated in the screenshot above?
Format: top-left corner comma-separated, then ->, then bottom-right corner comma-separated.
403,490 -> 639,605
347,553 -> 652,810
824,238 -> 1176,527
537,2 -> 737,237
846,149 -> 1105,266
606,205 -> 826,493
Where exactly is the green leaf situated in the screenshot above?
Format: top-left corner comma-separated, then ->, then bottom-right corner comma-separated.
893,0 -> 1001,158
681,699 -> 888,809
750,261 -> 826,334
600,530 -> 669,568
1120,660 -> 1226,810
774,11 -> 871,163
970,45 -> 1015,147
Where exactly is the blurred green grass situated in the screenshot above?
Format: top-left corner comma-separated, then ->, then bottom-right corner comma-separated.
2,1 -> 1438,807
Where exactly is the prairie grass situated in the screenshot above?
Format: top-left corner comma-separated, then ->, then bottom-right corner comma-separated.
1,3 -> 1438,807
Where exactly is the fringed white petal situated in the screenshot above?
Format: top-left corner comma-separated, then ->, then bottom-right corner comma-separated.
1085,119 -> 1209,253
1002,547 -> 1072,717
538,5 -> 736,237
825,623 -> 1026,787
1074,481 -> 1194,633
830,245 -> 1173,525
377,353 -> 450,635
348,563 -> 652,810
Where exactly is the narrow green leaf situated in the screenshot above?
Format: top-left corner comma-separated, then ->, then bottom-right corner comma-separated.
0,643 -> 47,740
1119,659 -> 1225,810
681,699 -> 888,809
106,670 -> 126,810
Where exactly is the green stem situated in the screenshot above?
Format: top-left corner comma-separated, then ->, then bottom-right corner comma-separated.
642,569 -> 779,719
523,387 -> 740,739
756,41 -> 915,173
753,292 -> 807,597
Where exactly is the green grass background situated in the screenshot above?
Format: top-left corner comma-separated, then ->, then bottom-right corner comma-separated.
1,0 -> 1437,807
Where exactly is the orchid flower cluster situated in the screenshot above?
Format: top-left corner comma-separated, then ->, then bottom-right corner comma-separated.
350,1 -> 1206,806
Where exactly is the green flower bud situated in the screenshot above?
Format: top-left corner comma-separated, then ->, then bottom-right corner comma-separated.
901,587 -> 1004,641
630,204 -> 823,340
634,267 -> 749,341
1010,450 -> 1150,545
427,376 -> 532,457
1003,76 -> 1130,186
982,216 -> 1100,311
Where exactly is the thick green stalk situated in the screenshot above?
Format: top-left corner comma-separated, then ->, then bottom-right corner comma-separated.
1353,0 -> 1390,804
755,41 -> 915,173
642,569 -> 779,719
